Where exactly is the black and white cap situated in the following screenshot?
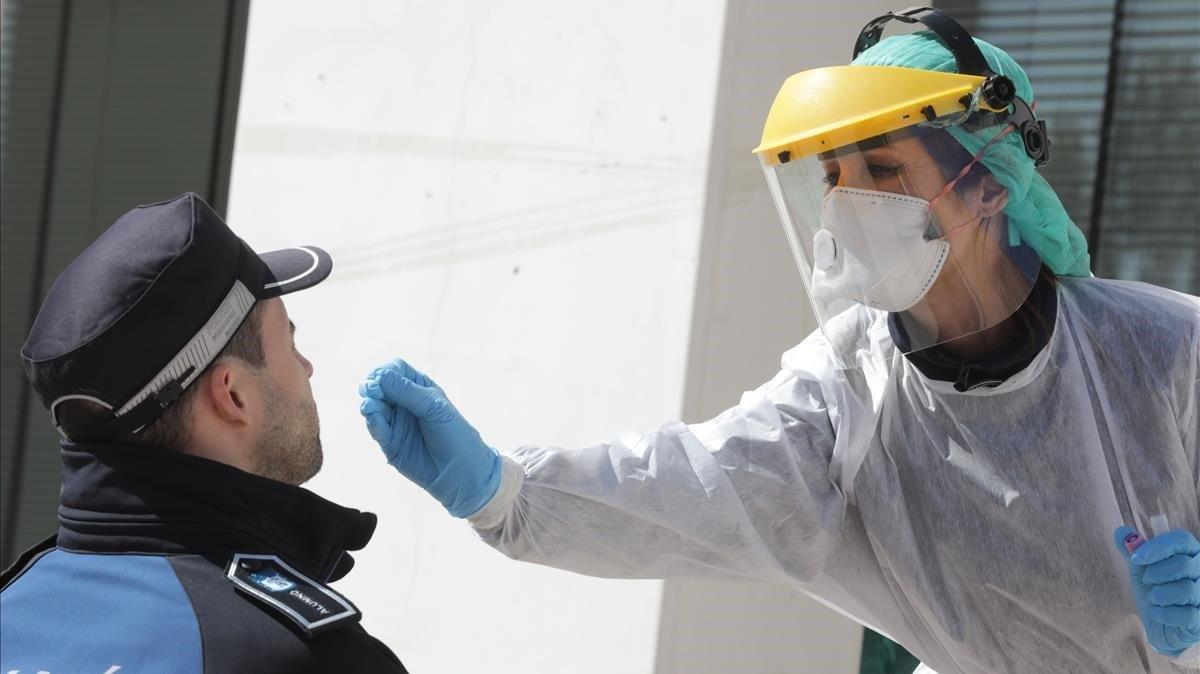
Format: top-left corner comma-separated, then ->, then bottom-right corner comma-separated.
21,192 -> 332,441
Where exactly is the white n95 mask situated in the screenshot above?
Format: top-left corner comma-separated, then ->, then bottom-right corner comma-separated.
759,127 -> 1038,369
810,187 -> 950,312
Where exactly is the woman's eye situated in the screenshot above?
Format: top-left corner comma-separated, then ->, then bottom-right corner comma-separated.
868,164 -> 899,177
822,172 -> 840,187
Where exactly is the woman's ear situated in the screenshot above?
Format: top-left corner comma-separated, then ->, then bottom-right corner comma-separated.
964,174 -> 1010,218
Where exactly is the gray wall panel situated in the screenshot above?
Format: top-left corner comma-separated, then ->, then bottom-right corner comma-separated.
1,0 -> 248,565
0,0 -> 69,568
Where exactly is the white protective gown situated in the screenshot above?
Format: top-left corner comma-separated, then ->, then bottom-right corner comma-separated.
469,277 -> 1200,673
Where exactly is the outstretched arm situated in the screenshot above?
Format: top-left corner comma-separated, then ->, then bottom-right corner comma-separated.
360,359 -> 846,583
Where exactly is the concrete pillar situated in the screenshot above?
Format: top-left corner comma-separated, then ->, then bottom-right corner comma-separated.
655,2 -> 894,673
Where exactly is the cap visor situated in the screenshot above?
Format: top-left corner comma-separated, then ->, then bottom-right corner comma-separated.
259,246 -> 332,297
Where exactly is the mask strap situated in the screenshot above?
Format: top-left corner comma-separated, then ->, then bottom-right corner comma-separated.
931,100 -> 1038,210
929,125 -> 1014,208
927,117 -> 1025,237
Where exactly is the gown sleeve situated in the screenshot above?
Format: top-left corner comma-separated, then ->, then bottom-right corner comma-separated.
469,361 -> 847,583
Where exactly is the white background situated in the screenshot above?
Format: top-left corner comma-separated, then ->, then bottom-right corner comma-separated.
228,2 -> 890,672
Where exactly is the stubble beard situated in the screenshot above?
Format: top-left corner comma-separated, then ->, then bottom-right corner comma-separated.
252,378 -> 323,486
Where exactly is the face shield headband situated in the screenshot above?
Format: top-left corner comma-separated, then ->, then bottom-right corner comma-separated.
852,6 -> 1050,167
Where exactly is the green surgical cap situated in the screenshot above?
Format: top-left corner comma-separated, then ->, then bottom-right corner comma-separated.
854,32 -> 1092,277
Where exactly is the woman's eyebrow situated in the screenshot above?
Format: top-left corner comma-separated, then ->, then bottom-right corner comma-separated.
859,146 -> 899,159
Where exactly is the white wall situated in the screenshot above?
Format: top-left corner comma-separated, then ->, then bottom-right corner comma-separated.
228,2 -> 893,672
228,2 -> 724,673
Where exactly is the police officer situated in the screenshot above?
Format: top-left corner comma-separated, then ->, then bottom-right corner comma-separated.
0,193 -> 408,673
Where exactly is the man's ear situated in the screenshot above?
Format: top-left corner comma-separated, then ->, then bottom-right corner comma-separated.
202,362 -> 253,426
964,174 -> 1010,219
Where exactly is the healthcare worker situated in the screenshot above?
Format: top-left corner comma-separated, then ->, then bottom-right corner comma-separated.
360,8 -> 1200,673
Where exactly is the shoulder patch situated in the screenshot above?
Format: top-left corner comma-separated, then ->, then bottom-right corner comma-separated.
225,553 -> 360,637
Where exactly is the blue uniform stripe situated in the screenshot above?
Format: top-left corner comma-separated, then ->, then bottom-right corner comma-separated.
0,550 -> 202,673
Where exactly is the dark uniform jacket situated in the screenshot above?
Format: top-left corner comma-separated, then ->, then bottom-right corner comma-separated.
0,442 -> 408,673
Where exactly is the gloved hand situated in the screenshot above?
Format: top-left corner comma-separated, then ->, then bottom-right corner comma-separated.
1113,526 -> 1200,658
359,359 -> 502,518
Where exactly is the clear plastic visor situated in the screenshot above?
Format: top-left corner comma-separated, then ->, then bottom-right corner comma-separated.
762,127 -> 1038,369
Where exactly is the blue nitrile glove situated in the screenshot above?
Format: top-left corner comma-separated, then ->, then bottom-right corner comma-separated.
1114,526 -> 1200,658
359,359 -> 502,518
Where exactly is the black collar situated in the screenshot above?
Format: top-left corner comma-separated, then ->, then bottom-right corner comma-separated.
56,442 -> 377,582
889,264 -> 1058,392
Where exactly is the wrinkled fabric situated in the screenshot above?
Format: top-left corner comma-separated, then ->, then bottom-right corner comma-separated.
471,277 -> 1200,673
852,32 -> 1092,278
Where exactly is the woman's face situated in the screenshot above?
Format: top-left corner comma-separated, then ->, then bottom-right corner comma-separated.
818,134 -> 978,236
815,132 -> 1021,342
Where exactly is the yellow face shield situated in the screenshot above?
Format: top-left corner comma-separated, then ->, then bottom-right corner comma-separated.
753,8 -> 1052,369
754,65 -> 1003,164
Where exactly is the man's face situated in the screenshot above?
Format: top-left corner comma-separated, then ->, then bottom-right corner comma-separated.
249,298 -> 322,485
